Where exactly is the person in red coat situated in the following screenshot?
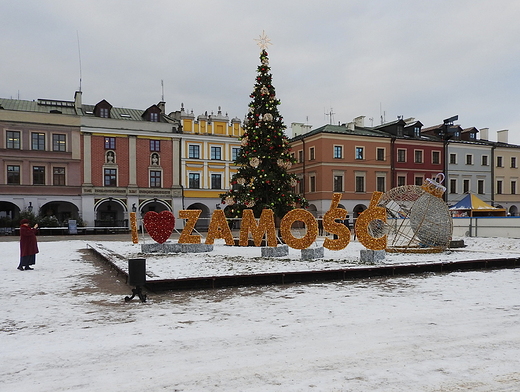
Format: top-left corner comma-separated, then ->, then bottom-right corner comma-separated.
18,219 -> 39,271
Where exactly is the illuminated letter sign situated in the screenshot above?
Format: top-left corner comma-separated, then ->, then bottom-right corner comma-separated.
323,193 -> 351,251
205,209 -> 235,245
354,192 -> 387,250
178,210 -> 202,244
280,209 -> 318,249
239,209 -> 277,247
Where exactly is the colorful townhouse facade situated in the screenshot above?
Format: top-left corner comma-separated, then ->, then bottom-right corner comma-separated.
373,118 -> 445,188
0,97 -> 83,229
488,130 -> 520,215
288,117 -> 516,218
76,91 -> 184,228
289,119 -> 393,218
2,90 -> 520,231
176,106 -> 244,228
0,92 -> 244,230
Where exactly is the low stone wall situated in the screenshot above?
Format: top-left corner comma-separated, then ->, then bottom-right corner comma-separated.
141,242 -> 213,254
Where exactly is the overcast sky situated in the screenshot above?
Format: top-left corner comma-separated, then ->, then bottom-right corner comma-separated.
2,1 -> 520,142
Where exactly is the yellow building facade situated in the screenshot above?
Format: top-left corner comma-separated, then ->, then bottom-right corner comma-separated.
178,108 -> 244,226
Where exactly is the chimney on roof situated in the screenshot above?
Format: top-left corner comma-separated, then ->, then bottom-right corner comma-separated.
157,101 -> 166,113
479,127 -> 489,140
354,116 -> 365,127
497,129 -> 508,143
74,91 -> 82,114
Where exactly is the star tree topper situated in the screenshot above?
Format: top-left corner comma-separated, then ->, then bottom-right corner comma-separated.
254,30 -> 272,51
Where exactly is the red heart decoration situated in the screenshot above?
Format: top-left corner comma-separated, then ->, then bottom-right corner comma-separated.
143,211 -> 175,244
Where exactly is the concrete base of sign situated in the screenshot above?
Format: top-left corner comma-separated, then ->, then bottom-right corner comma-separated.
301,247 -> 324,260
359,249 -> 386,263
141,242 -> 213,254
261,244 -> 289,257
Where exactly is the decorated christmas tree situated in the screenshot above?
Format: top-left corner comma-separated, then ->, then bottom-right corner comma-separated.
221,33 -> 307,220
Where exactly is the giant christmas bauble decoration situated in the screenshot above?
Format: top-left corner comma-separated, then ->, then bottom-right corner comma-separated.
372,174 -> 452,253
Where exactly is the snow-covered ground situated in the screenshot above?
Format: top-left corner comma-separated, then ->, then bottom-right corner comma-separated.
90,235 -> 520,280
2,236 -> 520,391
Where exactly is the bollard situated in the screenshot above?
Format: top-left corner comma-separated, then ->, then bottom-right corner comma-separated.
125,258 -> 147,302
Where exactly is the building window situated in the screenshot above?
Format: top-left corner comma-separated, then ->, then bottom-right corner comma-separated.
449,153 -> 457,164
432,151 -> 440,165
310,175 -> 316,192
497,156 -> 503,167
397,149 -> 406,163
482,155 -> 489,166
6,131 -> 20,149
309,147 -> 315,160
477,180 -> 484,194
104,168 -> 117,186
298,150 -> 304,163
469,133 -> 476,140
333,175 -> 343,192
497,180 -> 503,195
99,107 -> 110,118
52,134 -> 66,152
376,148 -> 385,161
355,147 -> 364,160
31,132 -> 45,151
211,146 -> 222,160
355,176 -> 365,192
415,177 -> 423,186
450,179 -> 457,194
414,150 -> 423,163
150,170 -> 162,188
511,180 -> 517,195
397,176 -> 406,187
188,145 -> 200,159
33,166 -> 45,185
104,137 -> 116,150
53,167 -> 65,186
189,173 -> 200,189
150,140 -> 160,152
414,127 -> 421,137
511,157 -> 517,168
150,112 -> 159,122
232,147 -> 240,161
463,179 -> 470,193
333,146 -> 343,159
211,174 -> 222,189
376,176 -> 385,192
466,154 -> 473,165
7,165 -> 20,184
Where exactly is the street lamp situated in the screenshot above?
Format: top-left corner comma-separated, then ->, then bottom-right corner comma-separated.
27,202 -> 33,213
442,115 -> 458,202
132,203 -> 137,213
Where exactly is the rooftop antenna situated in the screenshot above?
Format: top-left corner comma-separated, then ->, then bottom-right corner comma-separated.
76,31 -> 82,92
325,107 -> 335,125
